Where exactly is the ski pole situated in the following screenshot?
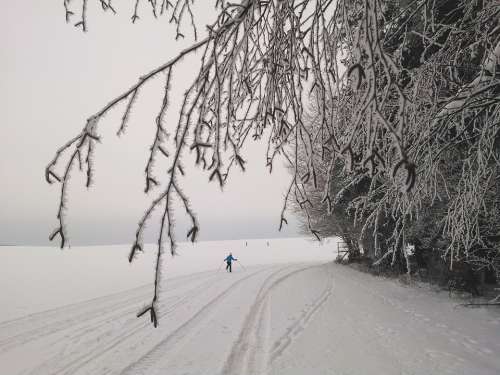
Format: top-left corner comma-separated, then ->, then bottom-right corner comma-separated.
218,261 -> 225,272
237,260 -> 246,271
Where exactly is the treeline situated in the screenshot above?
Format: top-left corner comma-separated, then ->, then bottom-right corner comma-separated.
294,0 -> 500,294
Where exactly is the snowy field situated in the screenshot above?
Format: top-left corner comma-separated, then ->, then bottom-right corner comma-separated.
1,238 -> 500,374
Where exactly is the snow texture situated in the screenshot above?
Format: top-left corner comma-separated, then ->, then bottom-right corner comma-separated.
1,238 -> 499,374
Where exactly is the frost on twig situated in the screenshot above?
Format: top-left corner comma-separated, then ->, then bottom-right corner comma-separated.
48,0 -> 500,324
291,0 -> 500,276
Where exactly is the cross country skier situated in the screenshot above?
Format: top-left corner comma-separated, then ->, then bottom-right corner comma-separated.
224,252 -> 237,273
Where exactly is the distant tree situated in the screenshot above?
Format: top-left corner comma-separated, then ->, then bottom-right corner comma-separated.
47,0 -> 500,325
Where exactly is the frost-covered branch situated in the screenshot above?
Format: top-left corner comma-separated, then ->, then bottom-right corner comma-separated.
49,0 -> 500,324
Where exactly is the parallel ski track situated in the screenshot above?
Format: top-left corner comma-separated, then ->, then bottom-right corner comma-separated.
2,263 -> 334,375
119,266 -> 279,374
269,266 -> 334,364
0,270 -> 220,355
222,263 -> 332,375
35,269 -> 264,375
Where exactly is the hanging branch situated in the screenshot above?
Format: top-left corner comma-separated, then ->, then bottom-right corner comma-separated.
50,0 -> 500,325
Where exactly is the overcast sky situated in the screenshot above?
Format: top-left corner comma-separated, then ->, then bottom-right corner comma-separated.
0,1 -> 301,246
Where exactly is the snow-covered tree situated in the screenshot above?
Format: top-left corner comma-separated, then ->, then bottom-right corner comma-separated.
47,0 -> 500,324
295,0 -> 500,284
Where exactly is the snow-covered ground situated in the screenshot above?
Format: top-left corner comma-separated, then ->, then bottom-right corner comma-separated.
1,238 -> 499,374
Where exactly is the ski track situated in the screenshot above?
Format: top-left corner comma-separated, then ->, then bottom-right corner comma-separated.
2,262 -> 499,375
0,270 -> 219,355
120,265 -> 285,375
35,269 -> 257,375
269,266 -> 334,364
0,269 -> 251,375
221,263 -> 329,375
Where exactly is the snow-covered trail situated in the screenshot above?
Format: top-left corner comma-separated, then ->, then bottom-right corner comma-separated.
1,262 -> 499,375
270,265 -> 500,375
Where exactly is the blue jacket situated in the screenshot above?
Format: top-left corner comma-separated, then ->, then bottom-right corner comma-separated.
224,255 -> 237,263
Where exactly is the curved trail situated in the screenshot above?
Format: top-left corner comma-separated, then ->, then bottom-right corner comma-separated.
0,263 -> 332,375
1,262 -> 499,375
221,264 -> 332,375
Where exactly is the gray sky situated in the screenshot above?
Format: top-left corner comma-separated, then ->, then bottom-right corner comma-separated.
0,1 -> 300,245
